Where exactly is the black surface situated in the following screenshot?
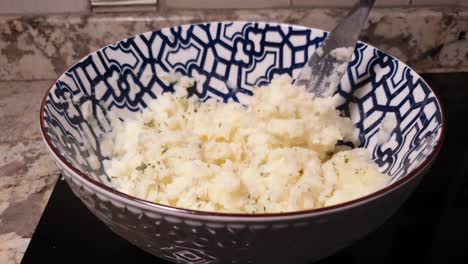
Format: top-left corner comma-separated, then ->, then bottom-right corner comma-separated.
22,73 -> 468,264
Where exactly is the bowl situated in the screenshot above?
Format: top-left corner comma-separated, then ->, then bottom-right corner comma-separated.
40,21 -> 444,263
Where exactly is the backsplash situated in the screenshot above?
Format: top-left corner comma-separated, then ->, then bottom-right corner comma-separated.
0,7 -> 467,81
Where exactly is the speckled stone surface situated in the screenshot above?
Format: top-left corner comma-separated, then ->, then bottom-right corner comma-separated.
0,80 -> 59,264
0,7 -> 467,82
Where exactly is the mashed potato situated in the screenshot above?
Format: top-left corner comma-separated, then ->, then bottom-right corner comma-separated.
102,75 -> 388,213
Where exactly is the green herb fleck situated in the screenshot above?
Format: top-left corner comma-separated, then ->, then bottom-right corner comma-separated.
162,147 -> 168,154
144,120 -> 155,128
344,157 -> 349,164
299,169 -> 304,175
218,122 -> 222,128
136,163 -> 147,171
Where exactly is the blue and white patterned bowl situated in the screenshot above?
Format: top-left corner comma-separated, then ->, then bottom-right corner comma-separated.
40,22 -> 444,263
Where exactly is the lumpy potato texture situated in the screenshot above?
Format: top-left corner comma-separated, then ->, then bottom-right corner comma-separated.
102,75 -> 388,213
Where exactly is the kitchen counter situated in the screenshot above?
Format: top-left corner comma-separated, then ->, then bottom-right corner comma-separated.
0,80 -> 59,264
1,7 -> 468,82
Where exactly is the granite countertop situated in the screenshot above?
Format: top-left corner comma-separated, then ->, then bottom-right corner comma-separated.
1,7 -> 467,82
0,80 -> 59,264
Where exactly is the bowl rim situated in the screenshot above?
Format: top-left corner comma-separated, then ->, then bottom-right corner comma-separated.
39,21 -> 446,219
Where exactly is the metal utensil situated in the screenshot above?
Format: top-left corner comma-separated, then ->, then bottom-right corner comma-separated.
294,0 -> 376,97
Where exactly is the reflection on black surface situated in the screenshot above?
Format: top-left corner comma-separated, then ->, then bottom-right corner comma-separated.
22,73 -> 468,264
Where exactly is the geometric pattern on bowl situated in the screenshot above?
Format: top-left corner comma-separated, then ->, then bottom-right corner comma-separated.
43,21 -> 443,186
41,21 -> 444,263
